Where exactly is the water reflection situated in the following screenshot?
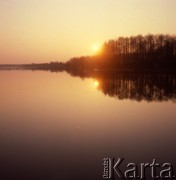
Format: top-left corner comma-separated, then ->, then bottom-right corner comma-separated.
67,70 -> 176,102
0,70 -> 176,180
93,80 -> 100,88
2,67 -> 176,102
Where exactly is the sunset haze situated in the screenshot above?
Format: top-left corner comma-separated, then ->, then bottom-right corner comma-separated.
0,0 -> 176,64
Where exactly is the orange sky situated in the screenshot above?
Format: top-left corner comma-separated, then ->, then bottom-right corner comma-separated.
0,0 -> 176,64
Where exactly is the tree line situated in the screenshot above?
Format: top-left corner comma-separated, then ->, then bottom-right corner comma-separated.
65,34 -> 176,70
102,34 -> 176,68
3,34 -> 175,71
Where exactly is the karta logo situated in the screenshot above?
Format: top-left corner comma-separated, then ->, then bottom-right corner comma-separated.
102,158 -> 175,179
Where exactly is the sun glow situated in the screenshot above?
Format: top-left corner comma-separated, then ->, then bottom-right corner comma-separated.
91,44 -> 101,54
93,80 -> 100,87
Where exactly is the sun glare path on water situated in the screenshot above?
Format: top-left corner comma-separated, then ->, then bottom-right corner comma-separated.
93,80 -> 100,87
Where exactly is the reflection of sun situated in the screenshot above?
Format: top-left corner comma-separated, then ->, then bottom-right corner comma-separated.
93,80 -> 99,87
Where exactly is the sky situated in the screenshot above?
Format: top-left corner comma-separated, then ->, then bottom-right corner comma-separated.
0,0 -> 176,64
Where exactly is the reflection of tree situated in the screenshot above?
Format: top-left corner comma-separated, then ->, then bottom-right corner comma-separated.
67,70 -> 176,102
1,63 -> 176,102
98,72 -> 176,102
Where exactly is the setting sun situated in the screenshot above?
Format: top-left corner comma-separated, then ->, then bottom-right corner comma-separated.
92,44 -> 101,54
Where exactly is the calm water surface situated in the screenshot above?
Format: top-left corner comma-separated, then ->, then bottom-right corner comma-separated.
0,70 -> 176,180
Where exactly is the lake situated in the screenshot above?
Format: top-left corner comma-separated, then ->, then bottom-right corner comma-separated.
0,70 -> 176,180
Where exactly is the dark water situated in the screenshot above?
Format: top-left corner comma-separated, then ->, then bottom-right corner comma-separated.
0,70 -> 176,180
